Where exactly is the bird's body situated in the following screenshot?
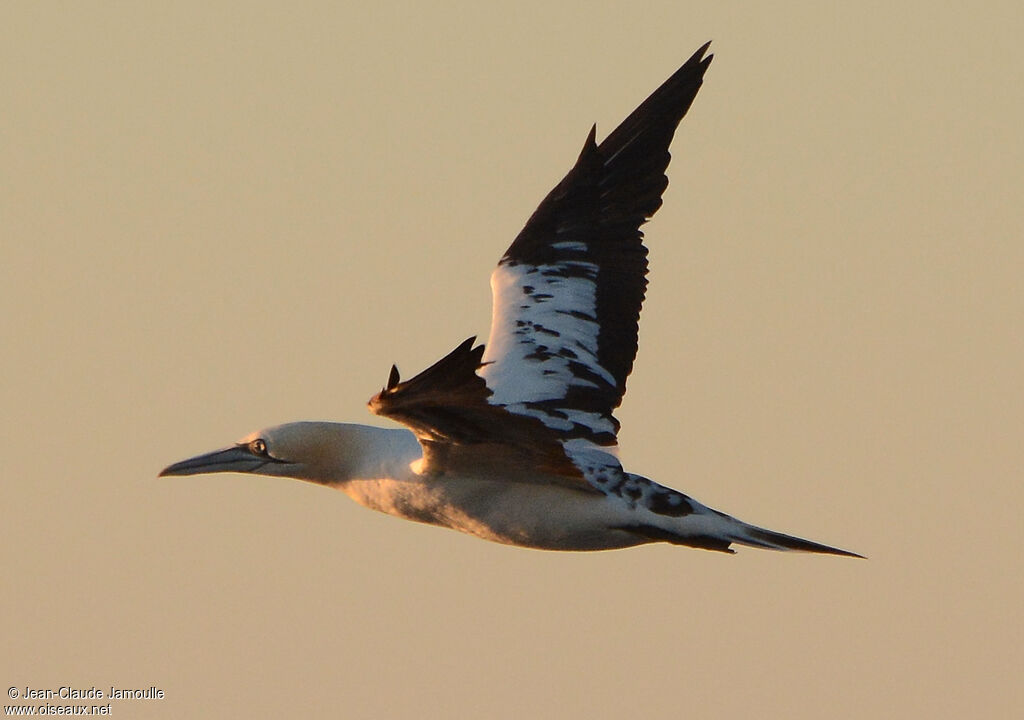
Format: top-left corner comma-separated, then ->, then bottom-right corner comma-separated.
344,469 -> 641,552
162,44 -> 860,557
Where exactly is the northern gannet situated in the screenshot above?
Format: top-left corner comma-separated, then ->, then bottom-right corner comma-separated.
162,43 -> 860,556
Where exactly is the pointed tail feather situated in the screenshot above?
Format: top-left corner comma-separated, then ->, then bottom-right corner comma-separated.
624,514 -> 862,557
729,521 -> 864,558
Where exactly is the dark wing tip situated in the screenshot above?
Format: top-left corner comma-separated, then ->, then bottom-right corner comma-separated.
386,364 -> 401,391
368,336 -> 489,425
686,41 -> 713,71
578,124 -> 598,159
597,40 -> 712,154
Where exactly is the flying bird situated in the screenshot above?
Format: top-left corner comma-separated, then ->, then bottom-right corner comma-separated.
162,43 -> 860,556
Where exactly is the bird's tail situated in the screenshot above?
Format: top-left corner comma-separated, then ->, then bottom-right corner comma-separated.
723,517 -> 863,557
631,501 -> 863,557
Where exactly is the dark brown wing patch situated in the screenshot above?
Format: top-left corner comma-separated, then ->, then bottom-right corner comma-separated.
368,337 -> 592,487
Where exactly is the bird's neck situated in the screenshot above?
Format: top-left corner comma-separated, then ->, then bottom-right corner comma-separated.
311,423 -> 421,486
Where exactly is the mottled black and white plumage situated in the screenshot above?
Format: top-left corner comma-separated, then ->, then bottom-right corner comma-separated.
162,44 -> 860,557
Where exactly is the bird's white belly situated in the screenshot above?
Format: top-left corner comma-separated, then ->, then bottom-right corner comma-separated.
337,475 -> 647,551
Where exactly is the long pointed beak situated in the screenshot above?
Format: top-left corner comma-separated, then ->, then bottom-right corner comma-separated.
159,445 -> 267,477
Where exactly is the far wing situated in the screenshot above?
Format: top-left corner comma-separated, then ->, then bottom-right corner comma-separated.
480,43 -> 712,451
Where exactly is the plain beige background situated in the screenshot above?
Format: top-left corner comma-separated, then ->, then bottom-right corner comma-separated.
3,2 -> 1021,718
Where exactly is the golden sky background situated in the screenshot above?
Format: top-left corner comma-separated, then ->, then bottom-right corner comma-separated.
3,2 -> 1021,718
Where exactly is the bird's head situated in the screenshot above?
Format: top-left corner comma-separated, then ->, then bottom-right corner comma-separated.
159,421 -> 357,485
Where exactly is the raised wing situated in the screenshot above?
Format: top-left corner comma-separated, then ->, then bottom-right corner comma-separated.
479,43 -> 712,450
371,45 -> 711,494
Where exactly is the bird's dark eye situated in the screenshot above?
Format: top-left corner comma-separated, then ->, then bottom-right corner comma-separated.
249,439 -> 268,456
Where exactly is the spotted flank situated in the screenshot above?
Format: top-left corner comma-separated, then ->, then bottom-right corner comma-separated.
164,43 -> 861,557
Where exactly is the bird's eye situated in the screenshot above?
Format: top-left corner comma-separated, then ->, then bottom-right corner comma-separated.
249,439 -> 268,456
